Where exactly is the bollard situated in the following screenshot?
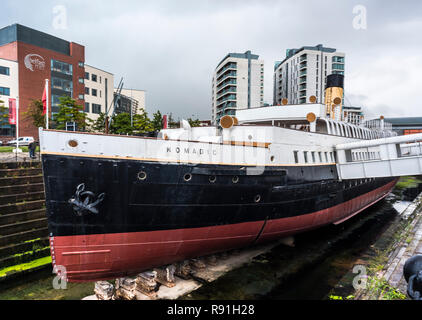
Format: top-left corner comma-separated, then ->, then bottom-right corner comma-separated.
403,255 -> 422,300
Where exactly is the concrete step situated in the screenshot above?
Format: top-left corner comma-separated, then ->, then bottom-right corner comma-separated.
0,208 -> 46,226
0,175 -> 44,186
0,183 -> 44,196
0,218 -> 48,237
0,168 -> 42,178
0,246 -> 51,269
0,162 -> 41,170
0,191 -> 45,206
0,227 -> 49,248
0,237 -> 49,260
0,199 -> 45,216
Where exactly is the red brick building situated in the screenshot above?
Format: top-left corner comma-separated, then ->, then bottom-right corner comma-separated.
0,24 -> 85,140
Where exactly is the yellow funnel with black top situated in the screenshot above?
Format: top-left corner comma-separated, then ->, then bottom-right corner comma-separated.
325,74 -> 344,120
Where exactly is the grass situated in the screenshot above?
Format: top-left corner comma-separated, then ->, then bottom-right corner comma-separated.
0,256 -> 52,279
395,176 -> 422,189
0,146 -> 40,153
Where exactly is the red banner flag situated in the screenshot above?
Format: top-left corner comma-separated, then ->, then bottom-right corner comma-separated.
42,85 -> 47,115
163,115 -> 168,129
8,99 -> 16,125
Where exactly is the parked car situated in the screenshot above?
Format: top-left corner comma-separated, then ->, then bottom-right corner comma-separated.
7,137 -> 35,147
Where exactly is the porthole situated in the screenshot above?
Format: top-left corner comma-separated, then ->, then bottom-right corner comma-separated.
232,176 -> 239,184
248,135 -> 253,140
138,171 -> 147,181
68,140 -> 78,148
270,156 -> 275,162
209,175 -> 217,183
184,173 -> 192,182
255,195 -> 261,203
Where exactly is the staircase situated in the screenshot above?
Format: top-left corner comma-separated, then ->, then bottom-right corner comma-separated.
0,162 -> 51,282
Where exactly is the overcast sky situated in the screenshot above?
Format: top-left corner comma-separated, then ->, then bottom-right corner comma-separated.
2,0 -> 422,120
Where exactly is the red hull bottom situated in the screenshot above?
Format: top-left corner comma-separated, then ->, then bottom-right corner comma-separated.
51,179 -> 398,282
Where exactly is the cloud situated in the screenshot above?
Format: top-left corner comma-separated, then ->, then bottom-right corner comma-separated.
2,0 -> 422,121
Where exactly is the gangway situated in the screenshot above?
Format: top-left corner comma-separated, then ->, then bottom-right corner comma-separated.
336,133 -> 422,180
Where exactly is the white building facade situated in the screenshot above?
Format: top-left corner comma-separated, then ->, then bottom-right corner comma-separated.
0,58 -> 19,137
212,51 -> 264,125
273,44 -> 345,106
84,64 -> 114,121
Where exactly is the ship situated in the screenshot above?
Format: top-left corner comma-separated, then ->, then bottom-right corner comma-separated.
39,74 -> 398,282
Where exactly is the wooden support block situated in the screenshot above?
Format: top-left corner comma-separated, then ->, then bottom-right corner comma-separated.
135,271 -> 158,295
175,260 -> 192,279
154,265 -> 176,288
94,281 -> 114,300
190,258 -> 206,270
205,255 -> 218,266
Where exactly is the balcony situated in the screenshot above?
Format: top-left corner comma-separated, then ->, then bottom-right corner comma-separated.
300,54 -> 307,62
299,63 -> 307,70
299,78 -> 307,84
217,94 -> 237,107
217,71 -> 237,85
216,87 -> 237,100
217,63 -> 237,77
300,70 -> 307,76
299,91 -> 307,98
217,79 -> 237,92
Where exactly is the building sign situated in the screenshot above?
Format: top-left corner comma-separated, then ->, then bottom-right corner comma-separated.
8,99 -> 16,125
24,54 -> 46,72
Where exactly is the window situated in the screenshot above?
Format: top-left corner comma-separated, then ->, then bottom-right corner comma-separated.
303,151 -> 308,163
311,152 -> 316,163
293,151 -> 299,164
85,87 -> 90,95
51,77 -> 73,93
84,102 -> 90,113
0,87 -> 10,96
91,74 -> 97,82
332,63 -> 345,70
78,62 -> 84,68
85,72 -> 90,80
79,78 -> 84,84
92,104 -> 101,114
78,94 -> 84,100
92,89 -> 97,97
0,66 -> 10,76
51,59 -> 73,75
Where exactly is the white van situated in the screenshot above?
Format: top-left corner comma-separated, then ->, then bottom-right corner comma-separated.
8,137 -> 35,147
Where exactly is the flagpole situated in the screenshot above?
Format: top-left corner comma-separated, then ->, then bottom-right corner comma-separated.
45,79 -> 49,130
16,96 -> 20,155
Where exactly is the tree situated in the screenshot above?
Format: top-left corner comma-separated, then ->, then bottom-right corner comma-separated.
53,96 -> 89,131
188,118 -> 201,128
24,99 -> 47,129
0,100 -> 8,127
109,112 -> 133,135
151,110 -> 163,132
133,109 -> 153,134
88,112 -> 107,133
168,113 -> 179,129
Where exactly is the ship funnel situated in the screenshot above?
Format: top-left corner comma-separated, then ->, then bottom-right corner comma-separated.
325,74 -> 344,121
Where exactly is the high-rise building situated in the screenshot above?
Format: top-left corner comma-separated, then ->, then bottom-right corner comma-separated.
273,44 -> 345,106
212,51 -> 264,125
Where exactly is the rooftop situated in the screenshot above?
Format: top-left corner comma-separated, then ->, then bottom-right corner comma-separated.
216,50 -> 260,70
0,23 -> 83,56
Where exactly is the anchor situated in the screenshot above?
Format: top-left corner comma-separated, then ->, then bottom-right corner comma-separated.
68,183 -> 105,216
404,255 -> 422,300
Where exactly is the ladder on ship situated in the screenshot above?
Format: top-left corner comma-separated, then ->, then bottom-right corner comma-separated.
336,133 -> 422,180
